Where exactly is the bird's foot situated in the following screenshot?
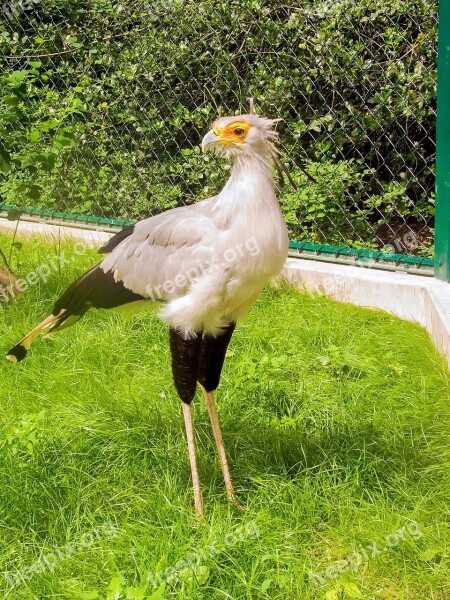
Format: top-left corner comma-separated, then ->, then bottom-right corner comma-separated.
228,492 -> 247,511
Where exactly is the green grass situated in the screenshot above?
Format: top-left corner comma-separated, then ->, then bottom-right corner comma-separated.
0,232 -> 449,599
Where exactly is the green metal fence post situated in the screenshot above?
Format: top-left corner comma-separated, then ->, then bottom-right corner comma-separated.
435,0 -> 450,281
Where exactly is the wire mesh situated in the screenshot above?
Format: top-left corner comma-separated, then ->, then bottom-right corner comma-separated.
0,0 -> 437,257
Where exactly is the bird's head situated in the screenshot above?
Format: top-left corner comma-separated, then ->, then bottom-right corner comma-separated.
201,114 -> 281,160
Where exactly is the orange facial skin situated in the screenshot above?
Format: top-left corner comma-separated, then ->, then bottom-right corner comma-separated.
212,121 -> 252,144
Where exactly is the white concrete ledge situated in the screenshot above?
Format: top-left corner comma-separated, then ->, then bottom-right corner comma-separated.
282,258 -> 450,370
0,217 -> 112,247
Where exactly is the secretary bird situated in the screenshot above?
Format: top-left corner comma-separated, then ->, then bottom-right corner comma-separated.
6,113 -> 289,515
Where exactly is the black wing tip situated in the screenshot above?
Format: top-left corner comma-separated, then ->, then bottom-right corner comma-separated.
6,344 -> 27,363
98,223 -> 135,254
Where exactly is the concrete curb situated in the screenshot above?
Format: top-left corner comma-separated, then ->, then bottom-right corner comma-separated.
0,217 -> 111,247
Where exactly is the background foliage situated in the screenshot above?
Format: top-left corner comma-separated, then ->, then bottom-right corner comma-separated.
0,0 -> 437,254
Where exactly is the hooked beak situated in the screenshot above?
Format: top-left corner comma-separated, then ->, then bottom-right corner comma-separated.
201,130 -> 220,152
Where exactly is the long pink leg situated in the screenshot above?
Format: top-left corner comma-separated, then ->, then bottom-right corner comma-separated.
181,402 -> 203,516
201,385 -> 237,504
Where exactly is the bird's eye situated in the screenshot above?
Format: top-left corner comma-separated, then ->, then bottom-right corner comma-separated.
234,127 -> 245,136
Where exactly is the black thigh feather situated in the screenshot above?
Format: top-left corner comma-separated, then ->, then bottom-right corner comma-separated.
198,323 -> 235,392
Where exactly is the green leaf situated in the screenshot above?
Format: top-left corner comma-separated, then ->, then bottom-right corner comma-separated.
147,583 -> 166,599
106,574 -> 126,599
126,586 -> 147,599
260,578 -> 272,593
421,548 -> 440,561
26,185 -> 42,200
325,589 -> 339,600
54,131 -> 77,149
343,583 -> 364,598
67,36 -> 83,48
9,70 -> 27,83
39,120 -> 60,132
0,148 -> 12,173
8,71 -> 28,89
35,152 -> 56,172
29,130 -> 41,142
195,565 -> 210,585
2,95 -> 19,106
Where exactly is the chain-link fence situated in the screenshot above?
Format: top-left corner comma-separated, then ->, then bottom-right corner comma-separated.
0,0 -> 437,258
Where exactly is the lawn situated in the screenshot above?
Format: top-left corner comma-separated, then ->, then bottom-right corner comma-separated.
0,231 -> 449,599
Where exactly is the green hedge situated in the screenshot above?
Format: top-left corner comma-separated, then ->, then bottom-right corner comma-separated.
0,0 -> 437,253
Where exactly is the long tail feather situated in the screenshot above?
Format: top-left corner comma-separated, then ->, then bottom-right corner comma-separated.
6,263 -> 145,362
6,310 -> 66,362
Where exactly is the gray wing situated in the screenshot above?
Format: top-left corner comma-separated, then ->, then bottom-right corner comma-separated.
100,199 -> 220,299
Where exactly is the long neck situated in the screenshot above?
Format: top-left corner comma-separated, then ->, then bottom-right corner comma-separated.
214,150 -> 276,220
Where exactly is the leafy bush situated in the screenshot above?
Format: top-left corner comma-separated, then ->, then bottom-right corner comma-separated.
0,0 -> 437,253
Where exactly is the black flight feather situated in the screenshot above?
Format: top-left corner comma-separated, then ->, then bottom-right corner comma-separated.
53,264 -> 144,317
6,265 -> 145,362
98,223 -> 135,254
